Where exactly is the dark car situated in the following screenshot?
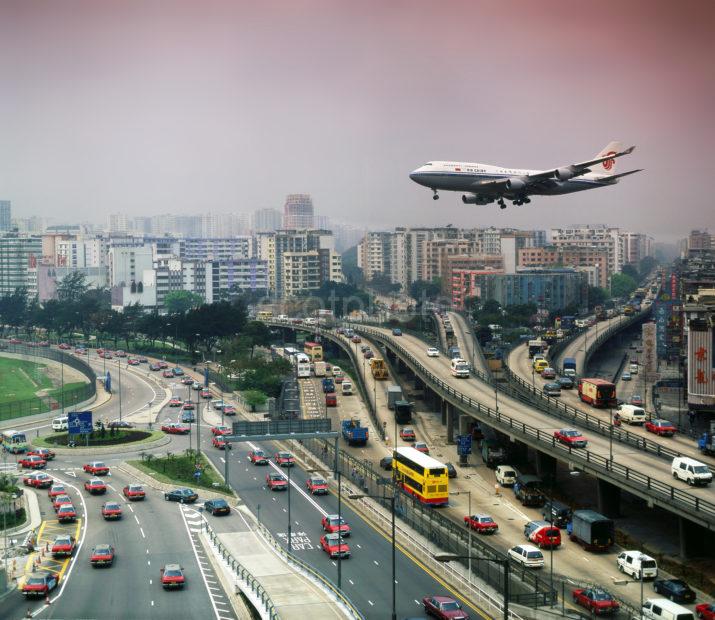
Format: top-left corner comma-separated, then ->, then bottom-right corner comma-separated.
164,488 -> 198,503
653,579 -> 696,603
541,499 -> 572,528
513,474 -> 546,507
204,498 -> 231,516
392,328 -> 403,336
557,377 -> 574,389
379,456 -> 393,470
108,420 -> 134,429
445,463 -> 457,479
422,595 -> 469,619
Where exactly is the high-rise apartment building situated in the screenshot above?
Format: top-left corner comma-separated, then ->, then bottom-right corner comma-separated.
282,194 -> 314,229
0,234 -> 43,295
0,201 -> 11,232
251,208 -> 283,232
551,225 -> 624,275
107,213 -> 129,235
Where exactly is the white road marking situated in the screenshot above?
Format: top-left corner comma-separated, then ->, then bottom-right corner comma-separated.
148,560 -> 151,565
151,601 -> 154,606
374,560 -> 379,566
149,579 -> 152,584
368,600 -> 374,606
349,579 -> 354,585
128,505 -> 134,513
219,457 -> 225,463
134,515 -> 140,524
414,599 -> 420,605
140,527 -> 146,538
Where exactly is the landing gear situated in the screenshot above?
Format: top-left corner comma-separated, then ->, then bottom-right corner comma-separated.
513,196 -> 531,206
498,198 -> 506,209
432,189 -> 439,201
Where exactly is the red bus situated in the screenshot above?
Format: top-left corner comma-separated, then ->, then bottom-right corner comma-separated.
578,378 -> 617,408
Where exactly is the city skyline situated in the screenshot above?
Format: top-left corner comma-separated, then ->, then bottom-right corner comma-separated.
2,1 -> 714,241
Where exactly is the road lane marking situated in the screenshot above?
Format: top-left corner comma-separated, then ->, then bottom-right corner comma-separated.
373,560 -> 379,566
349,579 -> 354,585
134,515 -> 140,524
140,527 -> 146,538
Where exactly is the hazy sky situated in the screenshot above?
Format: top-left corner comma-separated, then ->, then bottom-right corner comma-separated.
1,0 -> 713,241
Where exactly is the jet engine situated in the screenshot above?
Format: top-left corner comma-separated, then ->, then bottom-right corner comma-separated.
555,167 -> 576,181
462,194 -> 493,205
505,178 -> 526,192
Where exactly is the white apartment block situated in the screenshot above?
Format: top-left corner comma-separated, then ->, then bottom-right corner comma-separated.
282,251 -> 321,297
551,225 -> 625,275
108,245 -> 154,287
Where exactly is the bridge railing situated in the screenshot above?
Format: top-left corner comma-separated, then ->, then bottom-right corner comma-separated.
349,325 -> 715,528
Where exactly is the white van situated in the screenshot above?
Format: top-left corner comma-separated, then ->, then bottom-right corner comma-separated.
617,550 -> 658,580
52,416 -> 69,431
617,404 -> 647,425
671,456 -> 713,486
641,599 -> 695,620
341,381 -> 353,396
630,363 -> 639,374
450,358 -> 470,378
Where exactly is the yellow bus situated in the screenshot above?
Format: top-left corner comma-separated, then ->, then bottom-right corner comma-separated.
303,341 -> 323,361
256,310 -> 273,322
392,447 -> 448,506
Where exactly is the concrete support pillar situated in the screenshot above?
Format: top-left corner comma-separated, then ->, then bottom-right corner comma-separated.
677,517 -> 715,559
414,375 -> 424,391
535,451 -> 557,485
396,358 -> 407,374
446,402 -> 455,443
459,414 -> 471,436
441,399 -> 448,425
596,478 -> 621,518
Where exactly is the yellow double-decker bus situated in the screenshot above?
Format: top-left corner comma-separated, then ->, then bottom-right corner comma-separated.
256,310 -> 273,322
303,341 -> 323,361
392,447 -> 449,506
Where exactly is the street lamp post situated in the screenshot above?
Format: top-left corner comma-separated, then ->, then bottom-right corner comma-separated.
118,359 -> 123,422
434,554 -> 509,620
224,440 -> 230,487
349,491 -> 396,620
287,465 -> 292,553
195,373 -> 201,465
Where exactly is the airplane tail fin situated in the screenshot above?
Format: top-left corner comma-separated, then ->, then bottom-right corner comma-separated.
593,141 -> 623,175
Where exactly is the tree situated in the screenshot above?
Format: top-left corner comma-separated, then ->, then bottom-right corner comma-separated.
57,271 -> 89,302
409,279 -> 442,303
241,320 -> 272,359
164,290 -> 203,315
622,264 -> 640,282
242,389 -> 267,412
587,286 -> 608,309
611,273 -> 637,298
367,273 -> 401,296
0,288 -> 28,334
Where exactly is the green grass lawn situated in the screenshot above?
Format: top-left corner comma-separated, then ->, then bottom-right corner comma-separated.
35,429 -> 164,448
129,451 -> 231,494
0,357 -> 52,404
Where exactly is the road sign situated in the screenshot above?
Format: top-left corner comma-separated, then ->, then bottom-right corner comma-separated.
457,434 -> 472,456
68,411 -> 93,435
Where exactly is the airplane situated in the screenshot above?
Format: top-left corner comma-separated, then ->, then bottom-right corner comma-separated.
409,141 -> 641,209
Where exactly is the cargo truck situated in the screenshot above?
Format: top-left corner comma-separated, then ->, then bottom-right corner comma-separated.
394,400 -> 413,424
341,419 -> 369,446
322,378 -> 335,393
578,378 -> 617,407
313,361 -> 327,377
386,385 -> 403,410
480,439 -> 506,468
528,339 -> 547,359
567,510 -> 614,551
562,357 -> 577,378
370,358 -> 389,380
698,432 -> 715,456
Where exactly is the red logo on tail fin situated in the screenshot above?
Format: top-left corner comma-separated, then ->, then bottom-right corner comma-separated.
602,151 -> 617,171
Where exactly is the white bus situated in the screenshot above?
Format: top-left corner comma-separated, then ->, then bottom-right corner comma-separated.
450,358 -> 470,378
283,347 -> 299,364
295,353 -> 311,378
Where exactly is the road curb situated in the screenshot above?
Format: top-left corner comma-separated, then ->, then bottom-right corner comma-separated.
116,461 -> 234,500
30,432 -> 172,456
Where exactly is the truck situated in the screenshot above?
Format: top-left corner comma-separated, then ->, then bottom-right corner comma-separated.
480,439 -> 507,468
527,339 -> 547,359
447,346 -> 461,360
578,378 -> 617,408
341,419 -> 369,446
386,385 -> 403,410
567,509 -> 614,551
594,305 -> 607,321
370,358 -> 389,380
698,432 -> 715,456
562,357 -> 577,377
560,315 -> 575,330
513,474 -> 546,507
394,400 -> 413,424
322,377 -> 335,393
313,361 -> 327,377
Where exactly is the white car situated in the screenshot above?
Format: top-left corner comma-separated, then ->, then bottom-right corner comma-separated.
508,545 -> 544,568
495,465 -> 517,487
426,348 -> 439,357
211,400 -> 225,410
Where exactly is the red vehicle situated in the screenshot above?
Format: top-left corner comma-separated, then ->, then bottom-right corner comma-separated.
160,564 -> 185,589
211,436 -> 231,450
572,588 -> 620,616
38,341 -> 50,347
182,401 -> 195,410
52,494 -> 73,511
321,514 -> 350,536
115,350 -> 127,357
90,544 -> 115,567
266,472 -> 288,491
57,504 -> 77,522
222,405 -> 237,416
84,478 -> 108,495
58,343 -> 71,350
307,476 -> 329,495
23,472 -> 53,489
211,425 -> 231,436
645,419 -> 677,437
248,450 -> 269,465
464,514 -> 499,534
577,378 -> 617,408
351,335 -> 361,343
320,533 -> 350,559
102,501 -> 123,520
19,455 -> 46,469
525,521 -> 561,548
200,389 -> 212,399
48,484 -> 66,498
161,423 -> 190,435
21,571 -> 60,597
181,376 -> 194,385
75,347 -> 87,355
414,441 -> 429,454
274,451 -> 295,467
553,428 -> 588,449
51,534 -> 76,557
325,392 -> 337,407
127,358 -> 140,366
83,461 -> 109,476
163,370 -> 174,378
169,397 -> 183,407
123,484 -> 146,500
422,595 -> 469,619
157,361 -> 169,369
8,338 -> 22,344
399,427 -> 416,441
696,603 -> 715,620
28,448 -> 55,461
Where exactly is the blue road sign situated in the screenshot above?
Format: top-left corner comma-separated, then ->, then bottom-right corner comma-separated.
193,470 -> 201,479
457,434 -> 472,456
68,411 -> 93,435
